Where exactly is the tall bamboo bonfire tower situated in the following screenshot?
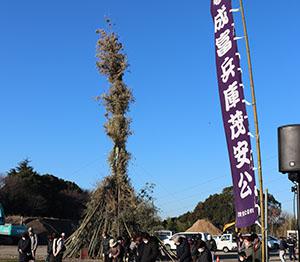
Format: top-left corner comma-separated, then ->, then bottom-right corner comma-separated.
64,26 -> 136,258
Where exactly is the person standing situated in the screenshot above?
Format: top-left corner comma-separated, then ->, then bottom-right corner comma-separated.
53,233 -> 66,262
189,238 -> 198,262
241,237 -> 253,262
116,236 -> 125,261
18,232 -> 32,262
287,237 -> 296,261
195,241 -> 212,262
28,227 -> 38,261
134,234 -> 144,262
126,236 -> 138,262
206,235 -> 217,261
109,239 -> 122,262
251,234 -> 262,262
139,232 -> 159,262
279,237 -> 288,262
174,236 -> 192,262
45,234 -> 54,262
102,232 -> 112,262
50,233 -> 58,262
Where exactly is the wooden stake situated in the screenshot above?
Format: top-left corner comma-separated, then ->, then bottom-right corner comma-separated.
238,1 -> 266,261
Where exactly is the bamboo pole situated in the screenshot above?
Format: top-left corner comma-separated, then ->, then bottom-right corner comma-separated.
265,189 -> 268,262
238,0 -> 266,261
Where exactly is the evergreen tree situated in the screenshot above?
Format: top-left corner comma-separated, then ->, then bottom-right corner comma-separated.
0,160 -> 88,219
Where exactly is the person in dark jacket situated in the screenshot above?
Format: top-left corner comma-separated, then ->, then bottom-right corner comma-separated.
49,233 -> 57,262
251,234 -> 262,262
188,238 -> 198,262
134,234 -> 144,262
116,236 -> 126,261
102,232 -> 112,262
126,236 -> 139,262
205,235 -> 217,261
139,232 -> 159,262
45,234 -> 54,262
238,251 -> 252,262
287,237 -> 296,261
279,237 -> 288,262
18,232 -> 32,262
175,236 -> 192,262
195,241 -> 212,262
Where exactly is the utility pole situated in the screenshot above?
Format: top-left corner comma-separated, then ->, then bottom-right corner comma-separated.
239,1 -> 266,261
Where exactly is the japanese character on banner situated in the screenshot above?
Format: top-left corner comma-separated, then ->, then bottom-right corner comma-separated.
216,29 -> 232,57
221,57 -> 235,83
228,110 -> 246,140
223,81 -> 240,112
214,5 -> 229,33
233,140 -> 250,168
238,171 -> 253,199
213,0 -> 222,5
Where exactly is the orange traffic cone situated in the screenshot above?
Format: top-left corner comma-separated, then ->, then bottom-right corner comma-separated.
216,255 -> 220,262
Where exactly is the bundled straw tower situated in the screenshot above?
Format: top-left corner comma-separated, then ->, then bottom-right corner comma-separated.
64,26 -> 136,258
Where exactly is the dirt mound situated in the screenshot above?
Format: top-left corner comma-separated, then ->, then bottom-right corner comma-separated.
5,215 -> 23,224
186,219 -> 221,235
6,216 -> 77,244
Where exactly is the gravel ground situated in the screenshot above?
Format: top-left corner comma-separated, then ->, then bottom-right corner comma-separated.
0,245 -> 100,262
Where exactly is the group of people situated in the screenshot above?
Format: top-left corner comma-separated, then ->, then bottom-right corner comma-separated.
102,232 -> 217,262
279,236 -> 297,262
45,232 -> 66,262
102,232 -> 159,262
17,227 -> 38,262
174,234 -> 217,262
237,233 -> 262,262
17,227 -> 66,262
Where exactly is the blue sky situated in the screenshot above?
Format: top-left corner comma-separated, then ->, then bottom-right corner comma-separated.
0,0 -> 299,219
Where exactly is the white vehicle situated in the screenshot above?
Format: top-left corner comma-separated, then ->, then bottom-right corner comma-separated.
213,235 -> 221,242
163,231 -> 208,251
216,234 -> 237,253
155,230 -> 173,240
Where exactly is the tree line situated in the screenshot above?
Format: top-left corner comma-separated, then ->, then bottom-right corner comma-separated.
0,160 -> 290,236
162,186 -> 288,236
0,160 -> 88,220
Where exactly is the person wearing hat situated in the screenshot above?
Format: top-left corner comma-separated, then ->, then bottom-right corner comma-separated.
109,239 -> 122,262
174,236 -> 192,262
28,227 -> 38,261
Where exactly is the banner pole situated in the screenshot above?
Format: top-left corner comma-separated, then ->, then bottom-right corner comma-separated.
238,0 -> 266,261
265,189 -> 268,261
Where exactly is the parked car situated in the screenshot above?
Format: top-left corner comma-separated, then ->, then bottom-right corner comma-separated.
216,233 -> 237,253
268,236 -> 280,250
213,235 -> 221,242
154,230 -> 173,240
257,234 -> 280,250
163,232 -> 208,251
